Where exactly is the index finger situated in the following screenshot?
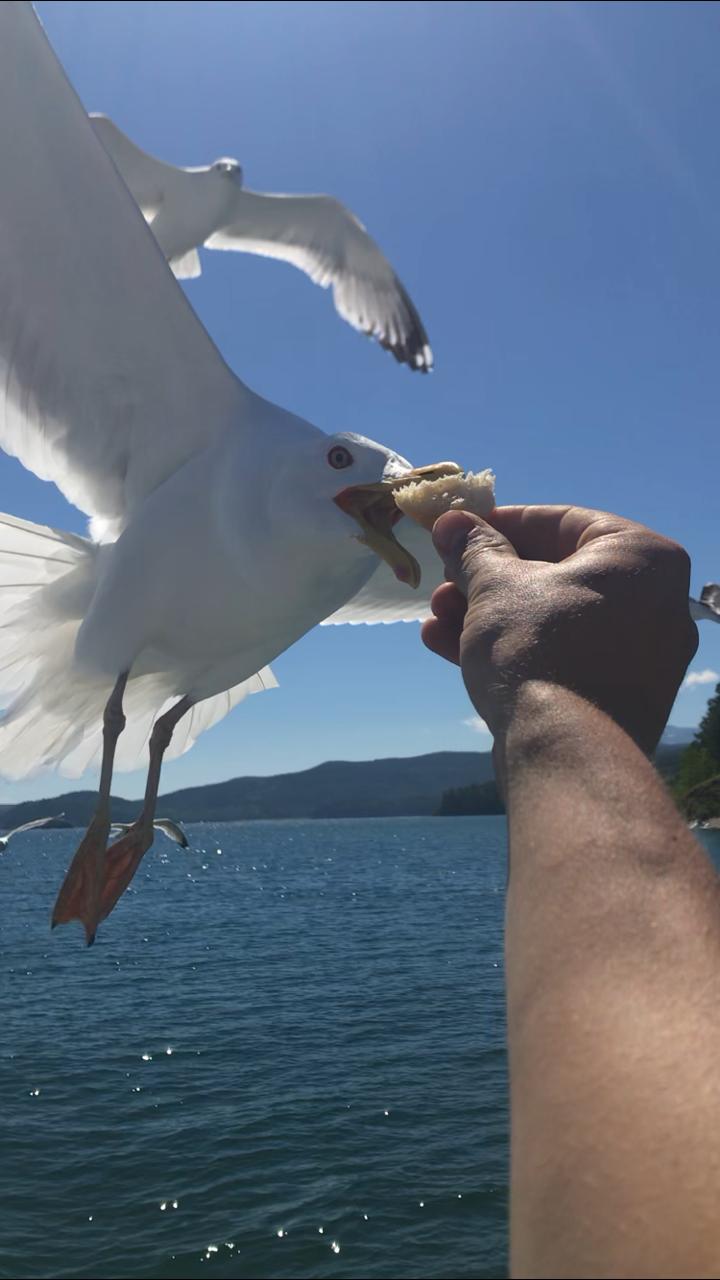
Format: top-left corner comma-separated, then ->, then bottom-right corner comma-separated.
485,505 -> 652,564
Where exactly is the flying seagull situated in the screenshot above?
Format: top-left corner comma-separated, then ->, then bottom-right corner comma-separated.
690,583 -> 720,624
0,816 -> 66,852
111,819 -> 189,849
0,3 -> 452,946
91,114 -> 433,373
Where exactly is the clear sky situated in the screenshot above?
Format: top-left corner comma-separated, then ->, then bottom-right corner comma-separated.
2,0 -> 718,803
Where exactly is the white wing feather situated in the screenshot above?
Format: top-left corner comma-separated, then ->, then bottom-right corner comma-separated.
208,190 -> 433,371
89,113 -> 176,217
322,520 -> 442,625
0,5 -> 245,532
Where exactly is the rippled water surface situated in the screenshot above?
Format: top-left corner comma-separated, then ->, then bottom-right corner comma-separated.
1,816 -> 510,1279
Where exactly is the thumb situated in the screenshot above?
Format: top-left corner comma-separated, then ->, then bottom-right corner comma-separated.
432,510 -> 518,598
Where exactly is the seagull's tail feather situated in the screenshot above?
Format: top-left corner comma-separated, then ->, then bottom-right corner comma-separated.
0,512 -> 102,779
0,512 -> 278,779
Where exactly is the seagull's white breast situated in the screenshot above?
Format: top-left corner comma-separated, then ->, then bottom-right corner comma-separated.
73,432 -> 378,701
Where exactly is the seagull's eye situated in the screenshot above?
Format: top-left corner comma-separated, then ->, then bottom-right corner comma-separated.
327,445 -> 354,470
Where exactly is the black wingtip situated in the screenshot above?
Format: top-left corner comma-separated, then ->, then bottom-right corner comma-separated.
379,275 -> 433,372
378,333 -> 433,372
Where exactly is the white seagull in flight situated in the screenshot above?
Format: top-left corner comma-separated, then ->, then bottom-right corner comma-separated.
110,818 -> 190,848
0,816 -> 65,853
91,114 -> 433,373
0,4 -> 452,945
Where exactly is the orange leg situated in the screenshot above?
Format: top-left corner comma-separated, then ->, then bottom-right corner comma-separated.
94,696 -> 193,932
51,672 -> 128,944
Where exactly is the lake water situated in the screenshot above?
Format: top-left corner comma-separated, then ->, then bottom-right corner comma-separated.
0,816 -> 509,1280
4,816 -> 719,1280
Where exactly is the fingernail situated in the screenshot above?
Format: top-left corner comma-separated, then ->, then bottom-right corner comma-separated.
432,512 -> 478,560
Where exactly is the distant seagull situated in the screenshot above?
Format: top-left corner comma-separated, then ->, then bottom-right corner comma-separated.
90,115 -> 433,372
690,583 -> 720,624
0,816 -> 65,852
111,819 -> 189,849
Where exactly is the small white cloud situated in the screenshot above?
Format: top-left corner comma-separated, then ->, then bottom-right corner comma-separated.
683,668 -> 719,690
463,715 -> 491,736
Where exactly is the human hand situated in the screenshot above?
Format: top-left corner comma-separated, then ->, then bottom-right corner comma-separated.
422,505 -> 698,754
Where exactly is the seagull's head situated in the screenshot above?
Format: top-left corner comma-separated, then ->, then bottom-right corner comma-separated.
211,157 -> 243,185
274,431 -> 461,589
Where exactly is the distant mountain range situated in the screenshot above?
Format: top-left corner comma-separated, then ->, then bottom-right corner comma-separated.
0,751 -> 496,829
0,726 -> 697,830
657,725 -> 696,746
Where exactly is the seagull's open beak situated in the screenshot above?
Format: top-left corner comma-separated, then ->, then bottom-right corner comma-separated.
334,461 -> 462,588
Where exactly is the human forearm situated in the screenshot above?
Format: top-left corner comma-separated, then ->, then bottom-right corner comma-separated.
422,505 -> 718,1276
501,682 -> 720,1278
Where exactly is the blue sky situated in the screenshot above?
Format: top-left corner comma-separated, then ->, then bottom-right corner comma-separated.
2,0 -> 718,802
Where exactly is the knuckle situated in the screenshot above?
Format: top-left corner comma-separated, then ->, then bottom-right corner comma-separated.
659,536 -> 691,572
640,531 -> 691,575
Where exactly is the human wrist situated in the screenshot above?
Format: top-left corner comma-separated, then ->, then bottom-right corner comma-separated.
488,673 -> 670,773
494,680 -> 595,775
490,678 -> 661,794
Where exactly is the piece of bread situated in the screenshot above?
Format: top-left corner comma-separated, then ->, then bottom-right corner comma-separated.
394,469 -> 496,531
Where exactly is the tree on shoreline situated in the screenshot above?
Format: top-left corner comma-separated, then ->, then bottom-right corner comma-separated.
675,683 -> 720,818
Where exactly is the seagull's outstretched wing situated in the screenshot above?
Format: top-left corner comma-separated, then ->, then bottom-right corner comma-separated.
690,584 -> 720,624
322,520 -> 442,625
0,5 -> 245,535
91,115 -> 202,279
208,190 -> 433,371
111,818 -> 189,848
153,818 -> 190,847
90,114 -> 176,218
3,815 -> 65,840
